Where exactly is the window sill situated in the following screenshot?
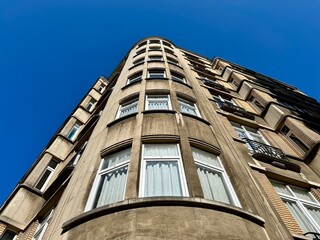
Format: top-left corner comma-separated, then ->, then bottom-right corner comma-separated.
142,109 -> 176,115
106,113 -> 138,128
181,112 -> 211,125
145,77 -> 169,80
62,197 -> 265,233
172,79 -> 193,89
121,80 -> 142,90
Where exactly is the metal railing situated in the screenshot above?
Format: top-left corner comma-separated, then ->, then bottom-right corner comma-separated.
304,232 -> 320,239
219,101 -> 255,120
245,138 -> 287,161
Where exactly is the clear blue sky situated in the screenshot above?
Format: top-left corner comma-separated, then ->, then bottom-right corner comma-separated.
0,0 -> 319,205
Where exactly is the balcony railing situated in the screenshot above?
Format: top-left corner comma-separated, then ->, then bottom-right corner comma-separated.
202,79 -> 230,92
304,232 -> 320,239
219,101 -> 255,120
245,138 -> 301,172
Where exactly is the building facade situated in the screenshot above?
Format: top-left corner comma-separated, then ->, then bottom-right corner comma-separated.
1,37 -> 320,240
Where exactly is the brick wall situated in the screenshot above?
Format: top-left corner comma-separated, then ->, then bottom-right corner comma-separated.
0,223 -> 6,237
311,188 -> 320,202
253,171 -> 304,236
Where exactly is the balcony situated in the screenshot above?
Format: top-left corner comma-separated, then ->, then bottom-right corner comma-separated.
219,101 -> 254,120
245,138 -> 301,172
202,79 -> 230,92
304,232 -> 320,239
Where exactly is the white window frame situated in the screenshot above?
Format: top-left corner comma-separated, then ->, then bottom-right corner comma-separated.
139,143 -> 189,198
145,94 -> 172,111
67,123 -> 81,141
280,126 -> 309,154
116,99 -> 139,119
98,84 -> 105,93
212,94 -> 236,107
167,57 -> 179,66
127,72 -> 142,85
171,72 -> 186,83
85,148 -> 131,211
231,122 -> 268,144
272,180 -> 320,233
192,147 -> 241,207
85,99 -> 95,112
34,160 -> 58,192
147,69 -> 166,79
32,209 -> 54,240
178,98 -> 201,117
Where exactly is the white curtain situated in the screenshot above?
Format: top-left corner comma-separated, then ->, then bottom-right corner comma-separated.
197,165 -> 231,204
179,101 -> 196,116
284,200 -> 315,233
144,161 -> 182,197
101,148 -> 131,170
192,148 -> 221,168
305,206 -> 320,226
95,166 -> 128,208
147,96 -> 169,110
144,144 -> 179,157
119,101 -> 138,118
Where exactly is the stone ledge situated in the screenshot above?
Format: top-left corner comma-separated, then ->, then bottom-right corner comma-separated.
62,197 -> 265,233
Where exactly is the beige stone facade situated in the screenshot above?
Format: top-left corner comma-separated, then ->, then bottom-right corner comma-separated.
1,37 -> 320,240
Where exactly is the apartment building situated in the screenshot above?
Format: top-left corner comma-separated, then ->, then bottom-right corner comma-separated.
0,37 -> 319,240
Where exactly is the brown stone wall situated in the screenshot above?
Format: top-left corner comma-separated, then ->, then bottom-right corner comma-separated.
311,188 -> 320,202
0,223 -> 6,237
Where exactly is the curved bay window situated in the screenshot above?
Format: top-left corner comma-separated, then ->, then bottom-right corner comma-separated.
85,148 -> 131,210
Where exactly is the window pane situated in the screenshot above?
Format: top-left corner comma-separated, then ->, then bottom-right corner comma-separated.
94,166 -> 128,208
291,187 -> 317,202
147,96 -> 169,110
179,100 -> 197,116
144,144 -> 179,157
192,147 -> 221,168
196,165 -> 231,204
101,148 -> 131,170
144,161 -> 182,197
48,161 -> 58,169
35,169 -> 52,190
119,101 -> 138,118
305,205 -> 320,226
284,200 -> 317,233
271,181 -> 293,196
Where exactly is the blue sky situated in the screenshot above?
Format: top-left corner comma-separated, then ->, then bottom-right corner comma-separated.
0,0 -> 319,205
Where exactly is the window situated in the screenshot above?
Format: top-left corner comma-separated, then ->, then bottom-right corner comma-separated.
148,55 -> 162,61
34,160 -> 58,191
133,58 -> 144,66
127,72 -> 142,85
192,148 -> 240,206
167,57 -> 179,66
116,99 -> 138,118
147,69 -> 166,79
230,78 -> 239,88
280,125 -> 309,154
85,99 -> 96,112
249,96 -> 264,111
67,123 -> 80,141
32,209 -> 54,240
85,148 -> 130,209
165,48 -> 174,55
149,46 -> 161,51
98,84 -> 105,93
272,181 -> 320,234
162,41 -> 172,48
212,94 -> 235,107
171,72 -> 186,83
139,144 -> 188,197
231,122 -> 267,144
178,98 -> 201,117
149,39 -> 160,44
137,41 -> 147,48
0,230 -> 16,240
145,95 -> 171,110
135,49 -> 146,56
